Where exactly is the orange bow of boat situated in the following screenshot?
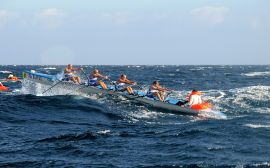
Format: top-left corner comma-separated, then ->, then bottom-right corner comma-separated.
0,85 -> 9,91
190,102 -> 212,111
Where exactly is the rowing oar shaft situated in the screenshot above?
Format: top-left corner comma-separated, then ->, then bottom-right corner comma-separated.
42,80 -> 63,94
80,69 -> 89,81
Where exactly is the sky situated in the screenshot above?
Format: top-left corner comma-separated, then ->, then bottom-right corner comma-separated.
0,0 -> 269,65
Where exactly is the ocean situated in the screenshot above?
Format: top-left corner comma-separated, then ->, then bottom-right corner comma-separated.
0,65 -> 270,167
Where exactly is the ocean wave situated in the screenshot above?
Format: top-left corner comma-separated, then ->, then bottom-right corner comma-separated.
38,131 -> 97,142
198,110 -> 227,120
125,109 -> 161,122
229,85 -> 270,102
208,85 -> 270,114
0,70 -> 12,74
43,67 -> 57,70
242,71 -> 270,77
97,130 -> 111,135
189,66 -> 213,71
245,124 -> 270,128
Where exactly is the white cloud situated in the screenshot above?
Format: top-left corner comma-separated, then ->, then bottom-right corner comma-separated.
39,8 -> 64,18
190,6 -> 229,25
36,8 -> 65,28
98,11 -> 130,25
0,10 -> 12,27
0,10 -> 9,17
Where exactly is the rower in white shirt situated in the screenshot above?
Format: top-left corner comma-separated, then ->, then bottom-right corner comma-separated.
188,89 -> 203,106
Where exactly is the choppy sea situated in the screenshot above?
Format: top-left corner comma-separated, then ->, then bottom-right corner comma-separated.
0,65 -> 270,167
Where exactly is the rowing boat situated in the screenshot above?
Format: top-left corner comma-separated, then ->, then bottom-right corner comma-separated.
22,70 -> 204,115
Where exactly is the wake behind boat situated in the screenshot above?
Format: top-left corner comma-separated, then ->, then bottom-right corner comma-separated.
22,70 -> 225,117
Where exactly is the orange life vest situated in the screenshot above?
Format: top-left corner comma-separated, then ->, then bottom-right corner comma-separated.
8,77 -> 18,81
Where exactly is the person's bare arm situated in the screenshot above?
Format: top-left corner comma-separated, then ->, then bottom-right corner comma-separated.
96,73 -> 108,79
125,79 -> 136,85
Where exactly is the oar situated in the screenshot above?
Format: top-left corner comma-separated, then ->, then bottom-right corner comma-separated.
42,80 -> 63,94
135,83 -> 144,90
80,69 -> 90,81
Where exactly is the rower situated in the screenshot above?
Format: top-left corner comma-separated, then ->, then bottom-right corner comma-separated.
88,69 -> 108,90
188,89 -> 203,106
146,80 -> 169,101
116,74 -> 136,95
63,64 -> 82,84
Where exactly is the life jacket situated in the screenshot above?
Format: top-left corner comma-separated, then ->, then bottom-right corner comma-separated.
8,77 -> 18,80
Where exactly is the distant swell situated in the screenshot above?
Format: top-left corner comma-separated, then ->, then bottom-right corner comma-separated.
38,131 -> 97,142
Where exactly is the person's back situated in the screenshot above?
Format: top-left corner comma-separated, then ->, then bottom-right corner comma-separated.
189,94 -> 202,106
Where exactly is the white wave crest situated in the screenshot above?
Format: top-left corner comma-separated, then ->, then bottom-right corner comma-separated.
219,85 -> 270,113
44,67 -> 56,70
245,124 -> 270,128
230,85 -> 270,102
198,110 -> 227,120
129,109 -> 160,120
97,130 -> 111,134
0,70 -> 12,74
242,71 -> 270,77
190,67 -> 213,71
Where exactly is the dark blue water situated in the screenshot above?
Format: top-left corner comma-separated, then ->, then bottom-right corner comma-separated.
1,65 -> 270,167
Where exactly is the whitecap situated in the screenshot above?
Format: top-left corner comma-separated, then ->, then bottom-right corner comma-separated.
252,162 -> 270,166
0,71 -> 12,74
245,124 -> 270,128
189,68 -> 204,71
242,71 -> 270,77
229,85 -> 270,102
198,110 -> 227,120
97,130 -> 111,134
129,109 -> 160,120
44,67 -> 57,70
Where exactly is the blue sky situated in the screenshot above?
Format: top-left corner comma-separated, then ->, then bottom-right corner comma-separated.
0,0 -> 269,65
